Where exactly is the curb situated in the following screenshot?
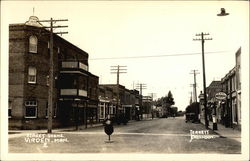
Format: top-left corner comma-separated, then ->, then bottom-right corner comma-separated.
199,121 -> 223,137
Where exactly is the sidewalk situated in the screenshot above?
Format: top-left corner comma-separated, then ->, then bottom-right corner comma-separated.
8,122 -> 104,135
8,118 -> 155,135
200,119 -> 241,142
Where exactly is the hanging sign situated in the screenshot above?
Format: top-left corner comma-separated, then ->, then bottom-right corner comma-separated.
215,92 -> 227,100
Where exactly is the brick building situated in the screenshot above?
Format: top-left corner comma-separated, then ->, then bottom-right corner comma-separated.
221,47 -> 241,129
98,84 -> 142,121
9,16 -> 99,129
206,81 -> 223,122
198,48 -> 241,130
98,85 -> 117,121
221,67 -> 237,128
142,96 -> 153,118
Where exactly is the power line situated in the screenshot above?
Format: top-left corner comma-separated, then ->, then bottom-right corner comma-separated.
89,50 -> 231,60
136,83 -> 147,95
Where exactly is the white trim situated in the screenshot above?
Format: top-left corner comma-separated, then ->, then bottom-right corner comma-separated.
28,67 -> 37,84
60,71 -> 88,76
122,105 -> 133,108
99,99 -> 110,103
24,100 -> 37,118
29,35 -> 38,53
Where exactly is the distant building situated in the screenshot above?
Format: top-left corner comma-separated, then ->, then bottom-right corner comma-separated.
207,81 -> 223,101
98,85 -> 117,121
155,106 -> 164,118
206,81 -> 223,121
98,84 -> 141,121
142,96 -> 153,118
8,16 -> 99,129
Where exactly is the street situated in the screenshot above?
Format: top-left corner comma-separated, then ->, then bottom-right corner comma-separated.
8,117 -> 241,153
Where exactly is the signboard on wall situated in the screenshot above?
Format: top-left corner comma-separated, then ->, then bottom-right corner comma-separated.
215,92 -> 227,100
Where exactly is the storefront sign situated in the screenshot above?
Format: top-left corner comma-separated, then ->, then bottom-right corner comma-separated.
215,92 -> 227,100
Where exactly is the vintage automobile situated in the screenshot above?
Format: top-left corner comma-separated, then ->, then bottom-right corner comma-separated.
185,112 -> 196,123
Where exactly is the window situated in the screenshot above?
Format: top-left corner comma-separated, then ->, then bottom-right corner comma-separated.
99,102 -> 105,119
113,106 -> 116,115
25,100 -> 37,118
46,75 -> 49,86
109,105 -> 112,115
28,67 -> 37,84
9,101 -> 12,118
29,36 -> 38,53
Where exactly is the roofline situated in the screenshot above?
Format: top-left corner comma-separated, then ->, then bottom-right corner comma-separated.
9,23 -> 89,57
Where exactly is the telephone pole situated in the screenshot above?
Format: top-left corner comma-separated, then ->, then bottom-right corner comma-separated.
39,18 -> 68,133
190,70 -> 199,102
193,32 -> 212,129
136,83 -> 146,120
136,83 -> 147,96
110,65 -> 127,115
148,93 -> 156,101
189,91 -> 193,105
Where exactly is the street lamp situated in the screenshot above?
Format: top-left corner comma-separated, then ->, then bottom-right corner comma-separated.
217,8 -> 229,16
209,8 -> 230,131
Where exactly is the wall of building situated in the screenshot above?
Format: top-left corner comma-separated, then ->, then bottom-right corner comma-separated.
9,18 -> 98,129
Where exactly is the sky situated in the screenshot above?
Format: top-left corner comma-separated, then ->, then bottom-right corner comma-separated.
1,1 -> 249,111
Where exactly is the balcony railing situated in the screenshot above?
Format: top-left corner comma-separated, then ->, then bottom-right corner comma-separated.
61,61 -> 88,72
60,89 -> 87,97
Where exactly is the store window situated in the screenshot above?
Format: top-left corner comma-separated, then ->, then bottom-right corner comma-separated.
99,102 -> 105,119
29,35 -> 38,53
9,101 -> 12,118
25,100 -> 37,118
28,67 -> 37,84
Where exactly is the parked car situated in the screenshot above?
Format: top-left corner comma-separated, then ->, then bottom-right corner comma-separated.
185,113 -> 196,123
114,113 -> 128,125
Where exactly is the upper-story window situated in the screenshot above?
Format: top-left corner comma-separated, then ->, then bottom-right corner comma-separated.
29,35 -> 38,53
28,67 -> 37,84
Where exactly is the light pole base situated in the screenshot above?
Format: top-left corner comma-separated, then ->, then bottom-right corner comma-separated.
105,140 -> 114,143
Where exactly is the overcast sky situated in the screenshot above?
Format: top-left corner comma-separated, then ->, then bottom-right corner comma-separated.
1,1 -> 249,111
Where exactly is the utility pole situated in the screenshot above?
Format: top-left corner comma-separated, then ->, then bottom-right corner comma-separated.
110,65 -> 127,115
136,83 -> 146,120
148,93 -> 156,101
39,18 -> 68,133
193,32 -> 212,129
189,84 -> 194,103
190,70 -> 199,102
148,93 -> 156,119
189,91 -> 193,105
136,83 -> 147,96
